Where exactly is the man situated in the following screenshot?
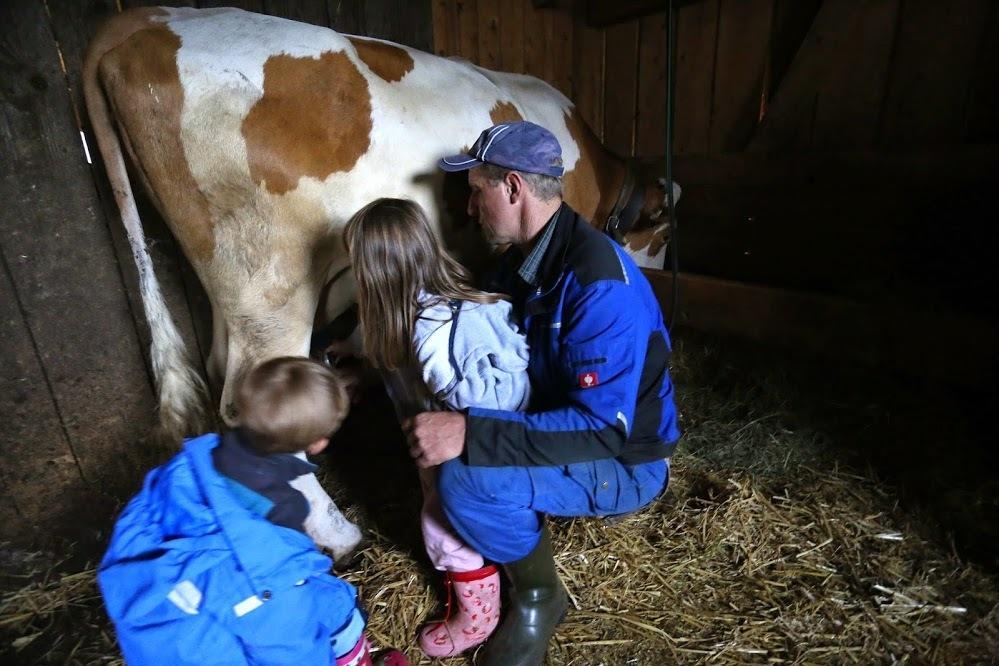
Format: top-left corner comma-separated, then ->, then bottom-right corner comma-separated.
404,121 -> 680,665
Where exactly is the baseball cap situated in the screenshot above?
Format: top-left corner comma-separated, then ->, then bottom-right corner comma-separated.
439,121 -> 564,178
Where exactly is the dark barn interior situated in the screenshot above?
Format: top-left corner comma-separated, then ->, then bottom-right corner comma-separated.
2,0 -> 998,663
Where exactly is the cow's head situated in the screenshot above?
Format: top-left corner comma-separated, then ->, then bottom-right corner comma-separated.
618,176 -> 682,269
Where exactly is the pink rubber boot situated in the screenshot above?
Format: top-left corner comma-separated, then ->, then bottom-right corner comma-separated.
418,565 -> 501,658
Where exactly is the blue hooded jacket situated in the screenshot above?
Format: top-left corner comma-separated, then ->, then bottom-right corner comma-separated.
98,434 -> 359,665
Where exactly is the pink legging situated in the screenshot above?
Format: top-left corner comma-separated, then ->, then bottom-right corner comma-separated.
419,467 -> 484,572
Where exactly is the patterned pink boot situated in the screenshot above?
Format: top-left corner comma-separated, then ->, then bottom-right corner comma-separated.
418,565 -> 501,658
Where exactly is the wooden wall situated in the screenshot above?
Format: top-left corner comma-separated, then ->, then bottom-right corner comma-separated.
433,0 -> 998,155
0,0 -> 432,543
432,0 -> 999,311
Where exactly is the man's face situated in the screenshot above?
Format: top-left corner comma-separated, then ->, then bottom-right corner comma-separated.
467,167 -> 519,246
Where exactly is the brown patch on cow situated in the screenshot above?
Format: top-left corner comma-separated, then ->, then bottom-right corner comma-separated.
561,108 -> 625,226
242,51 -> 372,195
347,37 -> 414,83
489,101 -> 523,125
98,21 -> 216,264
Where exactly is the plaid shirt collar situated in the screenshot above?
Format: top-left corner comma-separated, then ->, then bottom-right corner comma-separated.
517,208 -> 560,287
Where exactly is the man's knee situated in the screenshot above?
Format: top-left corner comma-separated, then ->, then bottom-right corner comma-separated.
437,458 -> 478,508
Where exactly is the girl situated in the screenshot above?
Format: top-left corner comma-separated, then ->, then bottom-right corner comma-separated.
342,198 -> 531,658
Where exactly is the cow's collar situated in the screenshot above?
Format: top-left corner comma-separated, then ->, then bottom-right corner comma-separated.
604,159 -> 644,245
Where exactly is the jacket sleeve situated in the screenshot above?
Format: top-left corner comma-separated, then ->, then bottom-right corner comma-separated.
463,279 -> 646,467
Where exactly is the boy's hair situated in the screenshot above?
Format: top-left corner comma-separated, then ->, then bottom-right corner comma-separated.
235,357 -> 349,455
344,198 -> 503,371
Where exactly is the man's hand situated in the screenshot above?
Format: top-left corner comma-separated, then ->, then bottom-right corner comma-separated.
402,412 -> 466,468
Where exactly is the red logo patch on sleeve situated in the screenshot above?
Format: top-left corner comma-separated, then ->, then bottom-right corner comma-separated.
578,371 -> 599,388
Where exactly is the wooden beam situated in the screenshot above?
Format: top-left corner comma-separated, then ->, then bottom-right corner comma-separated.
644,146 -> 999,187
644,270 -> 999,389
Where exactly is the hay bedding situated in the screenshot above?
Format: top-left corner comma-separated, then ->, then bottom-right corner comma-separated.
2,336 -> 997,664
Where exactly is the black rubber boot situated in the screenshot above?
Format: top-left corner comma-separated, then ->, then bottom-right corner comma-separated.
479,528 -> 569,666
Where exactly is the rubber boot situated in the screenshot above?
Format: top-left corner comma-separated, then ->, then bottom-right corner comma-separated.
419,565 -> 501,657
478,528 -> 568,666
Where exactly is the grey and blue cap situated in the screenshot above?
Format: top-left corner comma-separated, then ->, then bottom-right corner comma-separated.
439,121 -> 564,178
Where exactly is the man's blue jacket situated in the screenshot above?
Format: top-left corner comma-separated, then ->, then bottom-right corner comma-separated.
466,203 -> 681,467
98,434 -> 358,665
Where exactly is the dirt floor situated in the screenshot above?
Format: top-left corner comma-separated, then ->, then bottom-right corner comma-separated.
1,329 -> 997,664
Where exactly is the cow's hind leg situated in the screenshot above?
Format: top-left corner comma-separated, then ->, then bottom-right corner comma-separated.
206,305 -> 228,407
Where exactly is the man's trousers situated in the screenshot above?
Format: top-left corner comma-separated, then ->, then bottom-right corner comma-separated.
438,456 -> 668,563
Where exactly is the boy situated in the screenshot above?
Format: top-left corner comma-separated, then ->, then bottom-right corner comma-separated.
99,357 -> 406,665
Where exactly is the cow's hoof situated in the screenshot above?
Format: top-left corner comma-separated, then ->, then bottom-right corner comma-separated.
332,536 -> 370,572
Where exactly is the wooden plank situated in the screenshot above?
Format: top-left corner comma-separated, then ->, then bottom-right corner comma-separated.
329,0 -> 366,35
522,0 -> 547,80
47,0 -> 209,384
879,0 -> 991,147
586,0 -> 668,27
673,0 -> 718,156
668,145 -> 999,188
0,251 -> 81,538
366,0 -> 431,51
261,0 -> 329,26
0,1 -> 158,490
547,7 -> 573,97
401,0 -> 434,52
198,0 -> 265,12
122,0 -> 196,7
766,0 -> 821,103
671,186 -> 910,297
500,0 -> 526,72
644,270 -> 999,389
809,0 -> 898,150
431,0 -> 456,55
964,2 -> 999,143
751,0 -> 897,152
572,9 -> 605,139
603,19 -> 639,156
635,11 -> 668,157
456,0 -> 479,62
477,0 -> 502,70
661,148 -> 999,308
709,0 -> 772,152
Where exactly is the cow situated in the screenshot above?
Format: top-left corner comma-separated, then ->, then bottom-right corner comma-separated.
83,6 -> 679,555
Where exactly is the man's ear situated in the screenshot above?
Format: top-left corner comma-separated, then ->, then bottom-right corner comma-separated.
505,171 -> 524,203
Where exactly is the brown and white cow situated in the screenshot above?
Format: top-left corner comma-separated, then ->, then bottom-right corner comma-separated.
83,7 -> 678,552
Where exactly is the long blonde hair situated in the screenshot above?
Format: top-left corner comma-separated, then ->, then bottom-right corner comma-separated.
344,198 -> 503,370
